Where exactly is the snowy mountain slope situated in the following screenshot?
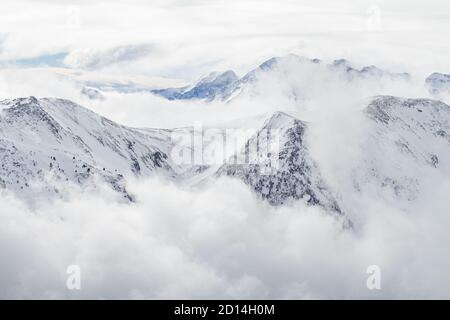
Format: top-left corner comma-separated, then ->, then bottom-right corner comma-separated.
151,54 -> 410,102
0,97 -> 178,203
216,111 -> 341,211
213,96 -> 450,214
357,96 -> 450,200
227,56 -> 410,102
330,58 -> 410,81
1,95 -> 448,215
151,71 -> 238,101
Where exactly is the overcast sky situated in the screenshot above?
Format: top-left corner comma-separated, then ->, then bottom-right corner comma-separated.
1,0 -> 450,80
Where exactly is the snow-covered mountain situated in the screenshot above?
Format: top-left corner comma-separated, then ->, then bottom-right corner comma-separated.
0,97 -> 179,203
216,111 -> 341,211
151,54 -> 410,102
214,96 -> 450,213
1,95 -> 448,217
0,96 -> 345,214
426,72 -> 450,95
151,71 -> 239,101
359,95 -> 450,201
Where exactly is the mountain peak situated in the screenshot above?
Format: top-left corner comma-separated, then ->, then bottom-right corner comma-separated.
426,72 -> 450,95
0,96 -> 178,204
152,55 -> 410,102
196,70 -> 238,86
20,96 -> 39,105
258,54 -> 320,71
4,96 -> 49,119
259,57 -> 281,71
217,111 -> 340,210
332,58 -> 352,68
2,96 -> 41,108
263,111 -> 299,129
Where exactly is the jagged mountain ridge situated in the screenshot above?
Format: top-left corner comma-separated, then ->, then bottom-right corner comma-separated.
152,71 -> 239,101
151,54 -> 411,102
214,96 -> 450,211
0,97 -> 345,212
0,96 -> 178,202
1,95 -> 449,215
216,111 -> 341,211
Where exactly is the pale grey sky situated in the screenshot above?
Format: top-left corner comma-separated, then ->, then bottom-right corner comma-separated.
1,0 -> 449,80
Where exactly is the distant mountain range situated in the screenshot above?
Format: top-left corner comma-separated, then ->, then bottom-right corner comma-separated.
70,55 -> 450,104
150,54 -> 412,102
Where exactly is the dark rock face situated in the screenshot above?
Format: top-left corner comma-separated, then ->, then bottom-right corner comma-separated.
217,112 -> 341,211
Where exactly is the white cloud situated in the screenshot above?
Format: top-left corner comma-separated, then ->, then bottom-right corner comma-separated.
1,175 -> 449,299
63,44 -> 154,69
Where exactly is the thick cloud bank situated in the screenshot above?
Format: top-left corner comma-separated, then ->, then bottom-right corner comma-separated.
1,175 -> 449,299
1,53 -> 450,299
